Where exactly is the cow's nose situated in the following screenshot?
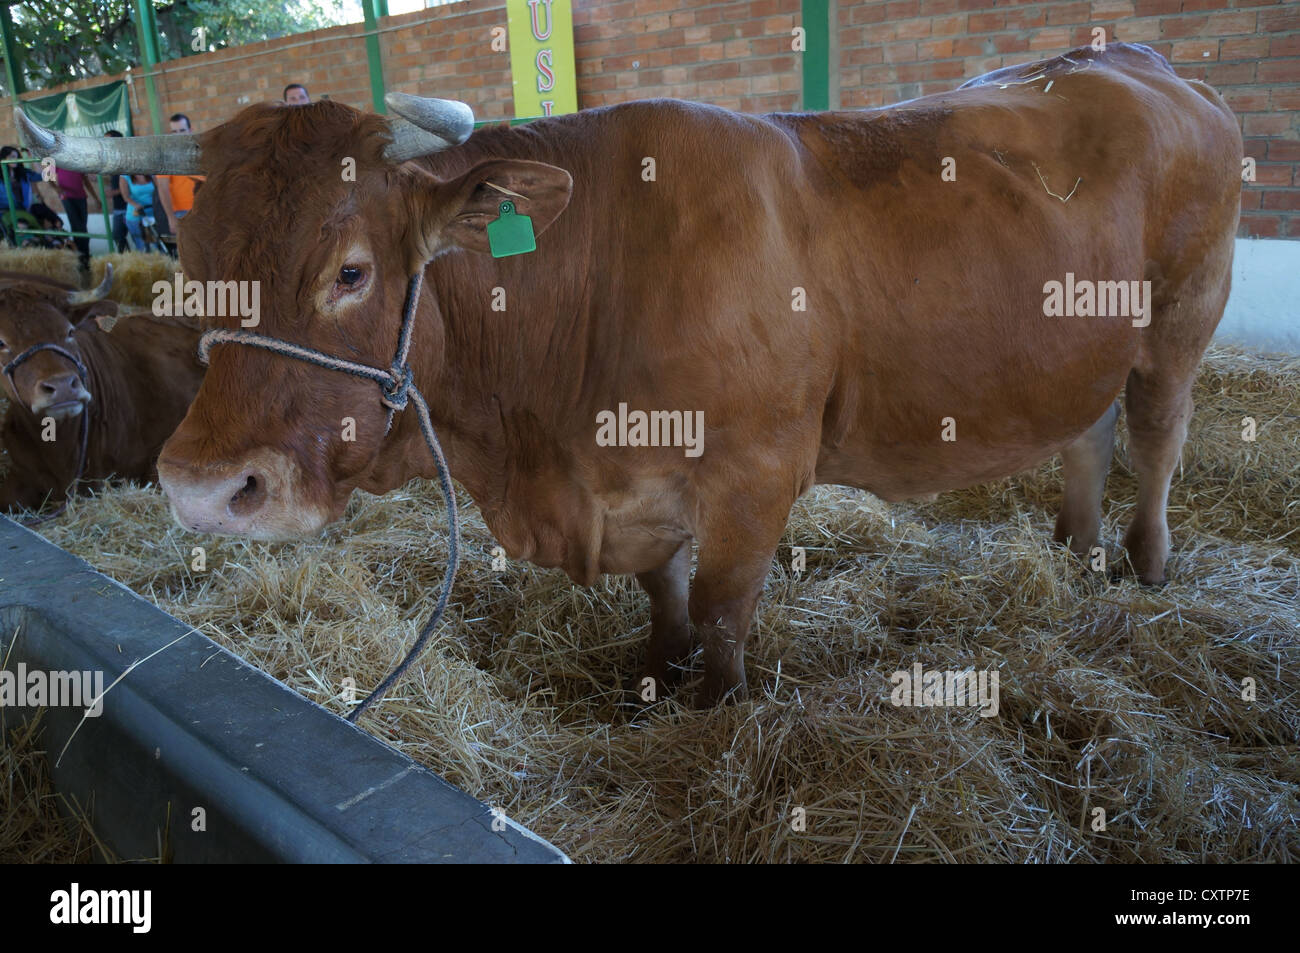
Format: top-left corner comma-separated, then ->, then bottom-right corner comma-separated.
32,373 -> 88,417
37,373 -> 85,404
157,460 -> 271,534
40,372 -> 80,396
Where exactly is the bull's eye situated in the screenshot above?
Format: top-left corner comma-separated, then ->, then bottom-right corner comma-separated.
327,261 -> 370,304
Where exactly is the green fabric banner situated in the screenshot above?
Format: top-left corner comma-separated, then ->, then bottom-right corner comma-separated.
21,80 -> 133,137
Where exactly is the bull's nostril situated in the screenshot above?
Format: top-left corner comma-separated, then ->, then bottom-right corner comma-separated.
227,472 -> 267,517
231,475 -> 256,503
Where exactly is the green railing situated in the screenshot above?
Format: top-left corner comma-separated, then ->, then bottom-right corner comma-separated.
1,155 -> 116,255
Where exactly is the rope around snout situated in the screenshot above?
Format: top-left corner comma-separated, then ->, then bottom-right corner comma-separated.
2,342 -> 91,526
197,272 -> 460,723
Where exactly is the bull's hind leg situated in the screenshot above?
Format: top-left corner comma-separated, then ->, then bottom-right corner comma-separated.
1119,236 -> 1233,585
1121,371 -> 1194,585
635,541 -> 694,694
1054,400 -> 1120,557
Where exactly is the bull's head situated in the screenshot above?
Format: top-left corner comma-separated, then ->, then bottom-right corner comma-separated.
0,269 -> 115,421
17,96 -> 572,539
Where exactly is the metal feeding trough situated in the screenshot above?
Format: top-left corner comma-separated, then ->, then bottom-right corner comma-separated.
0,516 -> 568,863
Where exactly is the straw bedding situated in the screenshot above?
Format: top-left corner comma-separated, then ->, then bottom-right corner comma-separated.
0,712 -> 122,862
2,343 -> 1297,863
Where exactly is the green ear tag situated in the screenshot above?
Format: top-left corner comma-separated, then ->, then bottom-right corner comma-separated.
486,200 -> 536,258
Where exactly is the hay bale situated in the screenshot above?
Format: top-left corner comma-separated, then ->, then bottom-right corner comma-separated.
0,248 -> 80,287
89,252 -> 180,309
29,345 -> 1300,863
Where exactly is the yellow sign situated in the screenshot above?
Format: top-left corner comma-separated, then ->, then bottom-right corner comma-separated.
506,0 -> 578,117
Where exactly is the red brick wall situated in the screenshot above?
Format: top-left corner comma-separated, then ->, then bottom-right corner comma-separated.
380,3 -> 514,120
0,0 -> 1294,237
838,0 -> 1299,238
573,0 -> 801,112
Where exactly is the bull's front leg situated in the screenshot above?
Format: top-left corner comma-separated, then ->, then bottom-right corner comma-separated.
634,540 -> 694,695
0,477 -> 53,513
0,457 -> 55,513
689,497 -> 792,707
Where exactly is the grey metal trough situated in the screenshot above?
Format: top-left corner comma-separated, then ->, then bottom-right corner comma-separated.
0,515 -> 568,863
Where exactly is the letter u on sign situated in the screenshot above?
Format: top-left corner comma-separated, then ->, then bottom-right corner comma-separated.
529,0 -> 553,40
507,0 -> 577,117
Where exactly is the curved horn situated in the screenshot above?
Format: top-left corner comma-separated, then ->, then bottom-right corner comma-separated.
67,264 -> 114,306
383,93 -> 475,162
15,108 -> 201,175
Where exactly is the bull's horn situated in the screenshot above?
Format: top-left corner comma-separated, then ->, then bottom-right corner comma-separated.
383,93 -> 475,162
67,264 -> 114,305
15,108 -> 201,175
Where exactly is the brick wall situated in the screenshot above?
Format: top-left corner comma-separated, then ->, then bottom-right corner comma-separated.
838,0 -> 1300,238
380,3 -> 514,120
572,0 -> 801,112
0,0 -> 1294,236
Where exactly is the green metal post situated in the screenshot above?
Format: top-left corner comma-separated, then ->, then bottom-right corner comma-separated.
98,176 -> 113,253
132,0 -> 164,133
362,0 -> 388,114
801,0 -> 831,112
0,3 -> 25,99
2,160 -> 18,246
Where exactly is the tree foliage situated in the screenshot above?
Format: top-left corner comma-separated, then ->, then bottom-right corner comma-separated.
7,0 -> 346,92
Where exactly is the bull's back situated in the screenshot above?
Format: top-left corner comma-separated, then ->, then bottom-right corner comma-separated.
791,44 -> 1240,499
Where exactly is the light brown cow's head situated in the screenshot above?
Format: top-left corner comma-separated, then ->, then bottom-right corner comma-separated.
0,270 -> 116,421
18,97 -> 572,539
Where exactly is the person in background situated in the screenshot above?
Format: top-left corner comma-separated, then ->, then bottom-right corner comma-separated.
102,130 -> 129,253
21,202 -> 75,250
120,173 -> 159,253
283,83 -> 310,105
0,145 -> 38,209
0,145 -> 38,245
154,113 -> 205,246
55,164 -> 96,271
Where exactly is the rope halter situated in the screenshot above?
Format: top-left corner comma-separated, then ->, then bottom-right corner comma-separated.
196,271 -> 461,722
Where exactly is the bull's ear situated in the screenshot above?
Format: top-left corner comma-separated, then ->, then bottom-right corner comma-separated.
434,159 -> 573,255
71,299 -> 119,331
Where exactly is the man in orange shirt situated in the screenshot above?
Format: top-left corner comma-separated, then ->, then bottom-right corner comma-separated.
154,113 -> 205,242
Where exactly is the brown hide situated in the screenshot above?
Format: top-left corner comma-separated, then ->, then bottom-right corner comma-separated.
0,277 -> 205,511
158,44 -> 1242,703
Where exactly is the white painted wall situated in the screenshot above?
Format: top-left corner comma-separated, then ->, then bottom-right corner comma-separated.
1218,238 -> 1300,355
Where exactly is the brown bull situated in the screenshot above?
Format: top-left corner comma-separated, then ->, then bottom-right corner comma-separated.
0,270 -> 205,512
20,43 -> 1242,705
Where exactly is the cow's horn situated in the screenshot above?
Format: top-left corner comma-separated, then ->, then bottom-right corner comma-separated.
383,93 -> 475,162
15,108 -> 201,175
67,264 -> 114,306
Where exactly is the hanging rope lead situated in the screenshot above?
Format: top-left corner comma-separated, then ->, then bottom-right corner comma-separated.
197,272 -> 460,723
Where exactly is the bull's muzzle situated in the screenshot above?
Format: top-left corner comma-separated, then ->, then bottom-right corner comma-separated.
30,372 -> 91,419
